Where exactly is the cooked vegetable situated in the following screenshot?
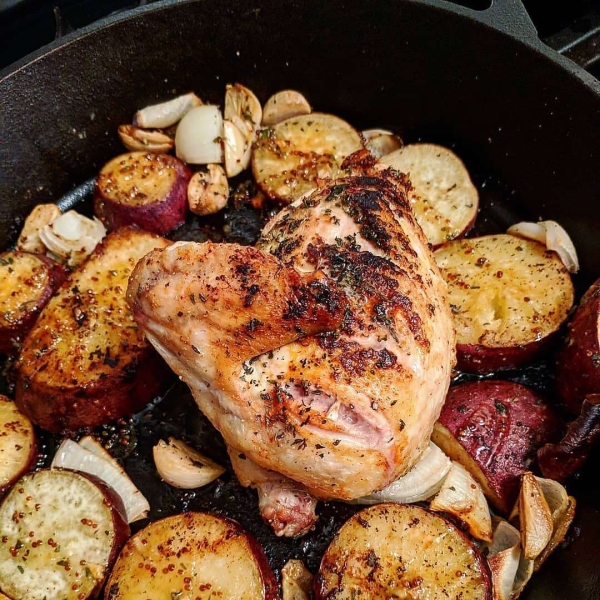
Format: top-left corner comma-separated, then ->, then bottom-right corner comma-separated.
434,235 -> 574,373
104,512 -> 278,599
52,438 -> 150,523
381,143 -> 478,247
314,503 -> 492,600
175,104 -> 224,164
431,380 -> 561,513
133,92 -> 202,129
40,210 -> 107,267
518,472 -> 553,560
0,395 -> 37,493
152,437 -> 225,489
281,560 -> 313,600
16,203 -> 62,254
118,124 -> 174,153
94,152 -> 191,235
187,164 -> 230,216
0,251 -> 65,353
362,128 -> 403,158
0,469 -> 129,600
252,113 -> 363,203
354,442 -> 451,504
15,227 -> 170,433
507,220 -> 579,274
485,519 -> 521,600
224,83 -> 262,131
223,119 -> 253,177
262,90 -> 311,126
429,461 -> 493,542
555,278 -> 600,413
534,495 -> 576,571
538,394 -> 600,480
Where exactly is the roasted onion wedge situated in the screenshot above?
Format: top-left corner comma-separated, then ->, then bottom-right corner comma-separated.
315,503 -> 492,600
0,469 -> 129,600
0,395 -> 37,493
105,512 -> 278,599
252,113 -> 363,203
381,143 -> 478,247
434,235 -> 574,372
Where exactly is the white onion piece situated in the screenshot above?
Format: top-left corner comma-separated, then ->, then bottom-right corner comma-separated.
133,92 -> 202,129
175,105 -> 223,164
153,438 -> 225,489
362,128 -> 403,158
485,520 -> 522,600
429,461 -> 493,542
223,119 -> 252,177
39,210 -> 106,267
51,439 -> 150,523
354,442 -> 451,505
507,220 -> 579,273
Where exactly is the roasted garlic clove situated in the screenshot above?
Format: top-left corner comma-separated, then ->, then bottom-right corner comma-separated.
187,164 -> 229,216
224,83 -> 262,132
281,560 -> 313,600
17,204 -> 62,254
519,472 -> 554,560
262,90 -> 311,126
118,125 -> 174,153
363,128 -> 403,158
223,119 -> 252,177
39,210 -> 106,267
153,438 -> 225,489
133,92 -> 202,129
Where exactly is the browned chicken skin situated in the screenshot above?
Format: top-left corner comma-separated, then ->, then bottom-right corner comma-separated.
128,155 -> 455,535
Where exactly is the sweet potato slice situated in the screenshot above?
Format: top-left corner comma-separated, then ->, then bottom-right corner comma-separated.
105,512 -> 278,599
431,380 -> 561,514
314,503 -> 492,600
15,227 -> 170,433
434,235 -> 574,373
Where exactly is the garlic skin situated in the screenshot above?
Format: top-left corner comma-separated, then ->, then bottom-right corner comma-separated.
175,105 -> 223,165
118,125 -> 174,153
262,90 -> 311,126
39,210 -> 106,267
17,204 -> 62,254
133,92 -> 202,129
153,438 -> 225,489
187,164 -> 229,216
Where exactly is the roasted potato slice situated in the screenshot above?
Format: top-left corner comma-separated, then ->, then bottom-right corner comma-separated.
434,235 -> 574,373
15,227 -> 170,433
315,503 -> 492,599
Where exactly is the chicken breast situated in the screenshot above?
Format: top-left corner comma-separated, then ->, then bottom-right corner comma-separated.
128,154 -> 455,507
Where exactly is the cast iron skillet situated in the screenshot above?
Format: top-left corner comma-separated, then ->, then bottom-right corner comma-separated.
1,0 -> 599,598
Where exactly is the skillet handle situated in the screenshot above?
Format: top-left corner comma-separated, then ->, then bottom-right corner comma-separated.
472,0 -> 539,43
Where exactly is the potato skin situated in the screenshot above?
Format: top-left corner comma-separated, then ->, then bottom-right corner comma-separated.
555,278 -> 600,413
15,228 -> 170,433
433,380 -> 562,514
94,152 -> 191,235
0,251 -> 65,354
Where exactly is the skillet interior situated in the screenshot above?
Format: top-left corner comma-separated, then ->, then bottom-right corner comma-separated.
0,1 -> 599,598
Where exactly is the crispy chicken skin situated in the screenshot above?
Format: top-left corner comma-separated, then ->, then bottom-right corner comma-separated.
128,154 -> 455,513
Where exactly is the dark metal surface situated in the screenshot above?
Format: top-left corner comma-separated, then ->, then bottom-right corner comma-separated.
1,0 -> 600,598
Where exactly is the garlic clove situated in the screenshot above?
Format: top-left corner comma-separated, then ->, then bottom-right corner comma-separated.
518,472 -> 553,560
262,90 -> 311,126
224,83 -> 262,132
281,560 -> 313,600
362,128 -> 403,158
39,210 -> 106,267
153,437 -> 225,489
17,204 -> 62,254
187,164 -> 230,216
133,92 -> 202,129
118,125 -> 174,153
223,119 -> 252,177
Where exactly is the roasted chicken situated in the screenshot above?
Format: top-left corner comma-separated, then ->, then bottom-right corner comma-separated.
128,154 -> 455,535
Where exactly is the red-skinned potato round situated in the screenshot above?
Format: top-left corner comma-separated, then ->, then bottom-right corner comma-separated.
0,468 -> 129,600
0,395 -> 37,494
434,235 -> 574,374
431,380 -> 562,514
0,251 -> 65,354
555,278 -> 600,413
94,151 -> 192,235
104,512 -> 279,600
